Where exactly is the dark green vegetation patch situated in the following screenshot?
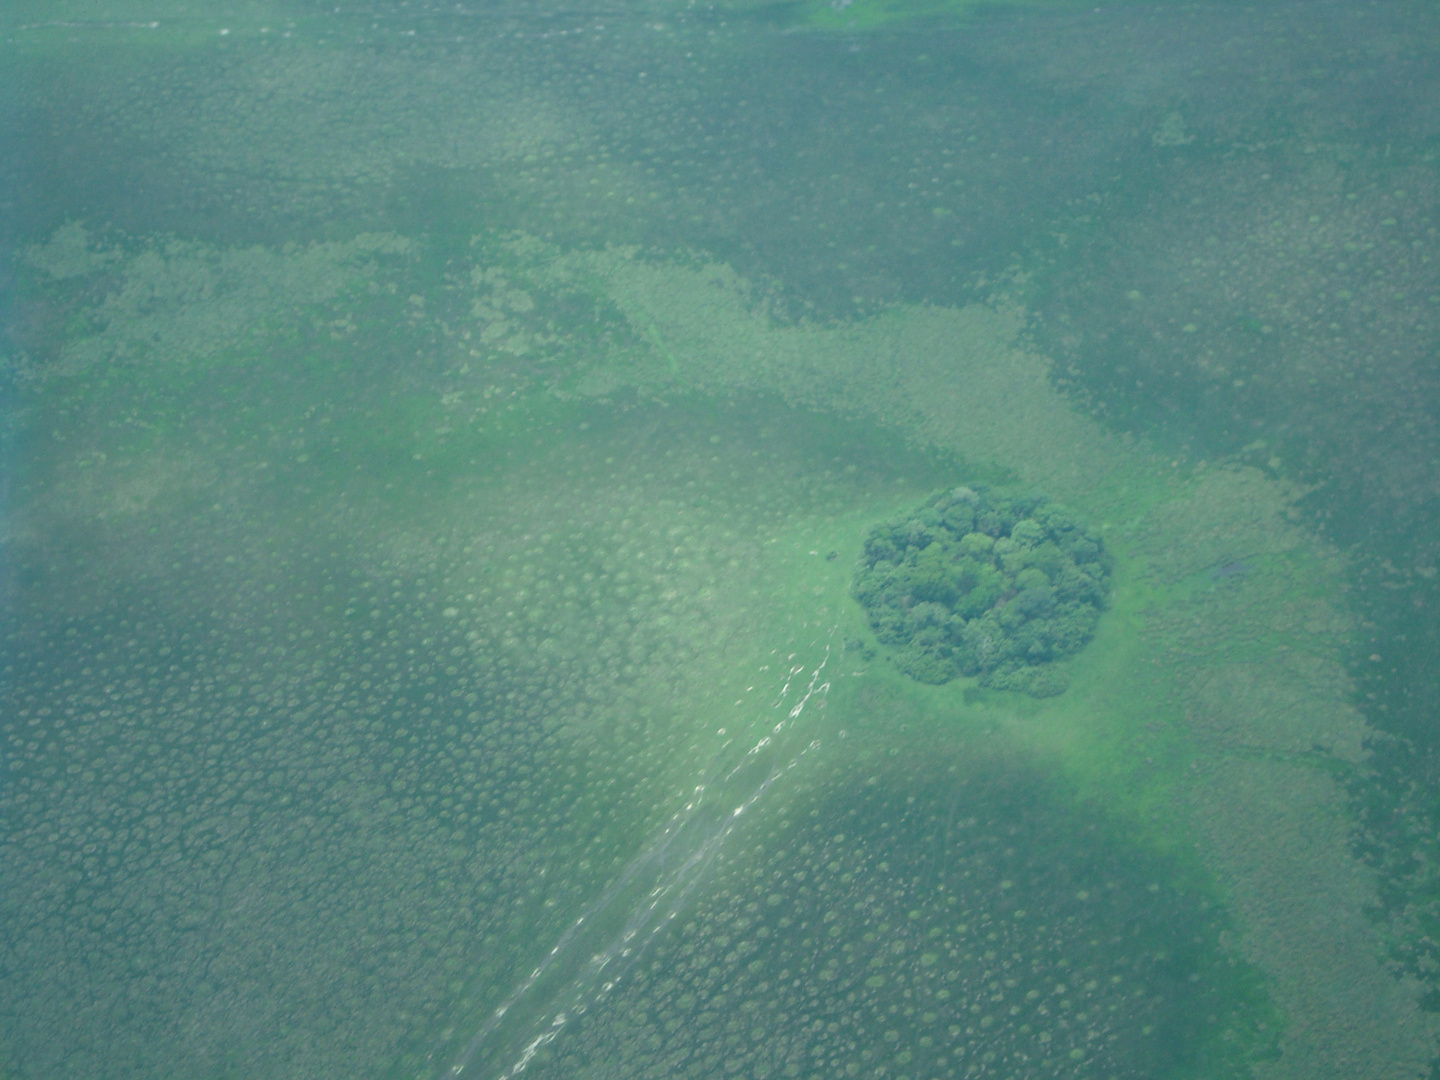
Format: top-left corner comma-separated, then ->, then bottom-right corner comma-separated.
853,487 -> 1111,695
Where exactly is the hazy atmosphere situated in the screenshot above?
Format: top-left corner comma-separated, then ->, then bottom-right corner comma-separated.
3,2 -> 1440,1078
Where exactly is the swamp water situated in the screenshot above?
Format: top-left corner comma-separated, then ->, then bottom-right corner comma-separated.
3,3 -> 1439,1080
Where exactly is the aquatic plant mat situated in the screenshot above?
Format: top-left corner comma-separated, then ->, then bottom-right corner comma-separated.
1,225 -> 1433,1080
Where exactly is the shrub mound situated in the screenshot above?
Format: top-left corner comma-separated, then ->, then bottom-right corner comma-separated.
853,486 -> 1111,696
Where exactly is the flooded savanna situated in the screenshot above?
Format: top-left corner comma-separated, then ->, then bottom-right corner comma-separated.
3,2 -> 1439,1078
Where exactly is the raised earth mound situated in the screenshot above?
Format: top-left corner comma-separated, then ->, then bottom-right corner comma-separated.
853,486 -> 1112,696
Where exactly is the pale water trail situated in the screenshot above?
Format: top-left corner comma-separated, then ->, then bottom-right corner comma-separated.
433,644 -> 834,1079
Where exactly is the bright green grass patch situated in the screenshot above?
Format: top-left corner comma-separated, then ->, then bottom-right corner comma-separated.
832,529 -> 1200,869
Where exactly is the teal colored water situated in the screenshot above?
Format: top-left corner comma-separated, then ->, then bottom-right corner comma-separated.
2,4 -> 1439,1079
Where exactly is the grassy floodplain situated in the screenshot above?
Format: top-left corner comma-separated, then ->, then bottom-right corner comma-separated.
4,4 -> 1440,1080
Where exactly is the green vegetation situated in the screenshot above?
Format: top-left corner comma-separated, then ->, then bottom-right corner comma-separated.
707,0 -> 1090,34
795,0 -> 1048,32
853,485 -> 1110,694
1,217 -> 1409,1079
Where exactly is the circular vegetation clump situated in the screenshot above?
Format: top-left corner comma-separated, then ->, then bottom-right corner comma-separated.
853,486 -> 1112,696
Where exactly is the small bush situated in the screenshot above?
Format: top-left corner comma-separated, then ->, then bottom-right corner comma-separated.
853,486 -> 1111,695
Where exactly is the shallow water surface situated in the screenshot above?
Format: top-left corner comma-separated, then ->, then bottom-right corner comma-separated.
3,3 -> 1440,1079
